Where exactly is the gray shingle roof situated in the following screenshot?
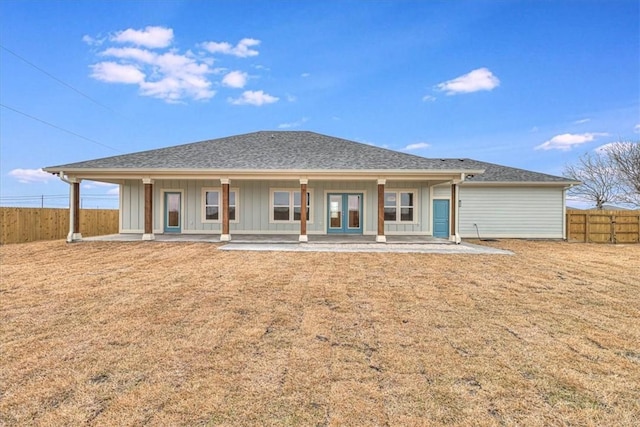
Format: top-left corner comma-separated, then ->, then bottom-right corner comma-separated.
442,158 -> 576,183
44,131 -> 575,183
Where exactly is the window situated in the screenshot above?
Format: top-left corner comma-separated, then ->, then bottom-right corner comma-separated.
271,189 -> 312,222
202,188 -> 237,222
384,191 -> 416,223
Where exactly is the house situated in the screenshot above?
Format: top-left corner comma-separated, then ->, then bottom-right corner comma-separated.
43,131 -> 579,243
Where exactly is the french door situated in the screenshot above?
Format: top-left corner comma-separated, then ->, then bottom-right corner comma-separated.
327,193 -> 363,234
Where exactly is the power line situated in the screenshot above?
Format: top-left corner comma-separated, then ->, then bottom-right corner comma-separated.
0,44 -> 119,115
0,103 -> 121,153
0,194 -> 119,209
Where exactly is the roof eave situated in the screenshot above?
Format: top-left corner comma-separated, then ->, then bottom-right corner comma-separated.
43,167 -> 486,180
461,180 -> 581,187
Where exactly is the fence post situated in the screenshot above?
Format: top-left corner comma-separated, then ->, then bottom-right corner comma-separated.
611,214 -> 616,244
585,213 -> 590,243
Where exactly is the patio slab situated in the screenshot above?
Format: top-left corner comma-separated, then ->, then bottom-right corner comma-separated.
218,242 -> 511,254
82,233 -> 511,254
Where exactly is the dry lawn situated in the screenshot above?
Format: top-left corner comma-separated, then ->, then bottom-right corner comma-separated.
1,239 -> 639,426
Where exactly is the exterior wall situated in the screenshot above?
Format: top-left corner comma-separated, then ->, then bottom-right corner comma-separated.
120,179 -> 144,232
120,178 -> 434,235
458,186 -> 565,238
432,184 -> 451,199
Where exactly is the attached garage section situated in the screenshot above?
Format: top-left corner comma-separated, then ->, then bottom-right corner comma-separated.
458,185 -> 566,239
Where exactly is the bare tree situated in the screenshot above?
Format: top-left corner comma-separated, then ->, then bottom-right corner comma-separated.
605,140 -> 640,207
563,151 -> 621,209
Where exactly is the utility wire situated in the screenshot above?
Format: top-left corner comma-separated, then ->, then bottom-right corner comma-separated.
0,103 -> 121,153
0,44 -> 119,115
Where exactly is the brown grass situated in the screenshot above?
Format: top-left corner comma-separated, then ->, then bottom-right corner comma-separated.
1,240 -> 639,426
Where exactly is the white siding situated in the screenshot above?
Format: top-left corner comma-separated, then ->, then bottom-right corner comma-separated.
120,179 -> 144,232
120,178 -> 436,235
458,186 -> 565,238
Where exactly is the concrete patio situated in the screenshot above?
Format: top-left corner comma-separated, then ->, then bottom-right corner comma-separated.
82,233 -> 512,254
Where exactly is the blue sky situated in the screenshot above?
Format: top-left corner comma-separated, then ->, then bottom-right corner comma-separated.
1,0 -> 638,208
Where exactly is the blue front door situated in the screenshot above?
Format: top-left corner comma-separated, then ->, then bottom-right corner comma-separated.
327,193 -> 363,234
433,199 -> 449,238
164,192 -> 181,233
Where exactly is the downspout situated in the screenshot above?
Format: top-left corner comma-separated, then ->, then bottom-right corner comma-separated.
563,183 -> 578,241
453,173 -> 465,244
57,171 -> 81,243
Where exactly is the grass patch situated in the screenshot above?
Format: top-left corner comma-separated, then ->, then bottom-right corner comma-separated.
1,239 -> 639,425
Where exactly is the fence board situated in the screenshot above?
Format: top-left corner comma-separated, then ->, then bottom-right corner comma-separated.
0,208 -> 119,244
566,209 -> 640,243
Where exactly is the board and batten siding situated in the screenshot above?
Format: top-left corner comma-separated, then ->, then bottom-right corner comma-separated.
120,179 -> 144,232
458,186 -> 565,238
120,179 -> 435,235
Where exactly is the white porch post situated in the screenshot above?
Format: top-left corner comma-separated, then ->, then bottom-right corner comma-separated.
450,180 -> 461,243
63,175 -> 83,243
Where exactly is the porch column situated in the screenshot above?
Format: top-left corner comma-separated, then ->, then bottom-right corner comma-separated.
142,178 -> 155,240
376,179 -> 386,243
299,179 -> 308,242
450,182 -> 460,243
67,178 -> 82,242
220,178 -> 231,241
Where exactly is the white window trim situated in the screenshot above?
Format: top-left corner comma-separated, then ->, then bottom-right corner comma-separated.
269,188 -> 314,224
384,189 -> 418,224
201,187 -> 239,224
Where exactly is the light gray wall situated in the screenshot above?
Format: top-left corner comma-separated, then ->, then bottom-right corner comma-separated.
120,178 -> 434,234
120,179 -> 144,232
458,186 -> 565,238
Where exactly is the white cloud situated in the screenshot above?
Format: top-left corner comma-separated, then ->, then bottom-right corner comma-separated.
107,186 -> 120,195
8,168 -> 56,184
595,141 -> 635,153
403,142 -> 431,151
535,132 -> 609,151
111,26 -> 174,48
87,28 -> 263,103
82,34 -> 105,46
222,70 -> 248,88
573,118 -> 591,124
422,95 -> 436,102
91,62 -> 146,84
634,124 -> 640,133
101,47 -> 157,63
530,126 -> 539,133
436,67 -> 500,95
301,73 -> 311,78
229,90 -> 279,106
92,45 -> 215,102
278,117 -> 308,129
201,38 -> 260,57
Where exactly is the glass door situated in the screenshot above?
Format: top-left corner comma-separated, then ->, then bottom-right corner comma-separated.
347,194 -> 362,231
164,192 -> 181,233
327,193 -> 363,234
328,194 -> 343,231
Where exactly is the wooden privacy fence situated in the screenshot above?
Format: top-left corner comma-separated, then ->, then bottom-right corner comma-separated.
0,208 -> 119,245
566,209 -> 640,243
